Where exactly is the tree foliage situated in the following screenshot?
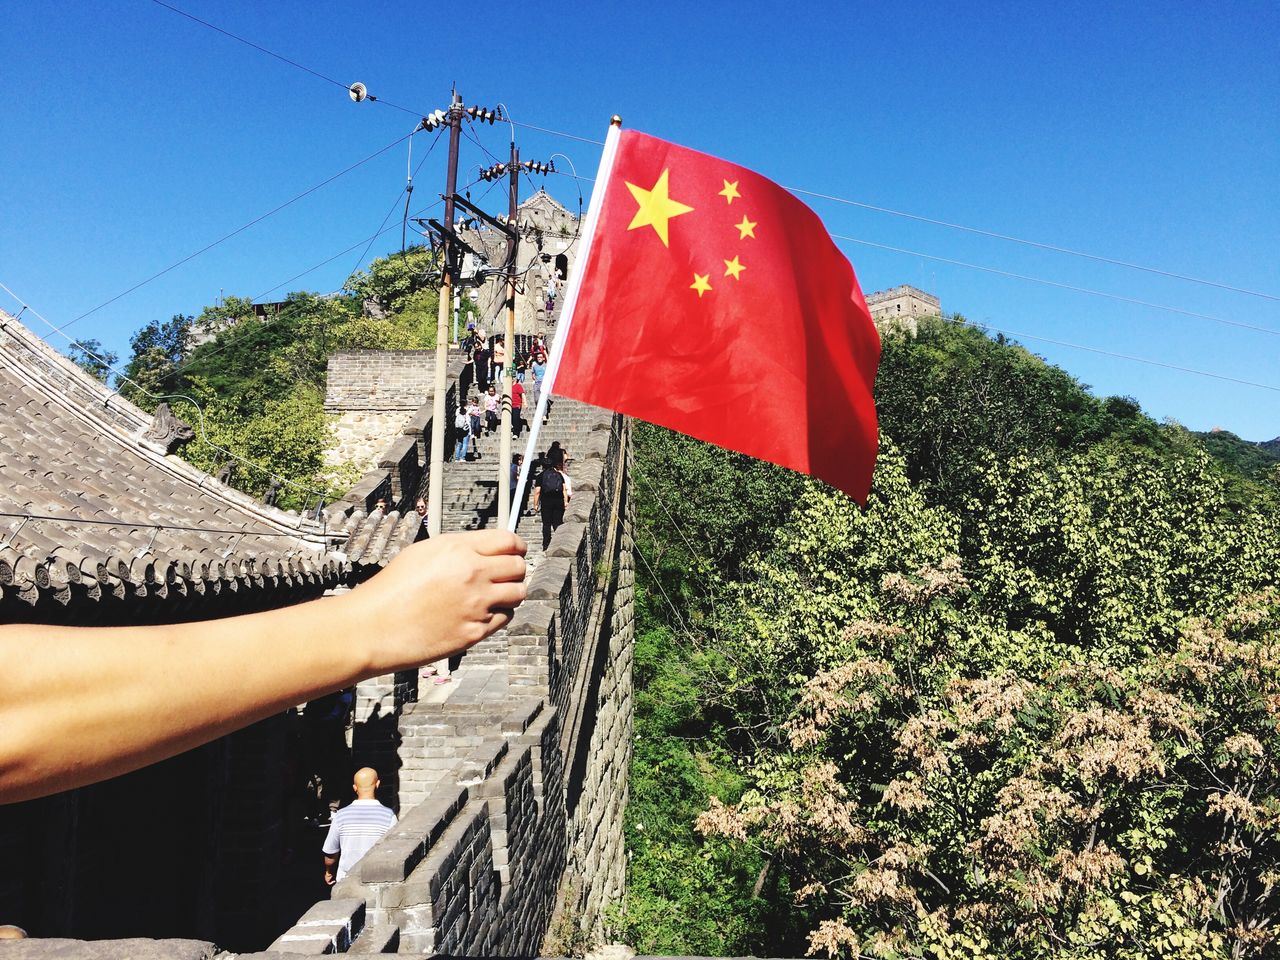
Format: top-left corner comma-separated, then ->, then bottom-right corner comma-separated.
621,320 -> 1280,959
64,338 -> 118,383
112,248 -> 440,509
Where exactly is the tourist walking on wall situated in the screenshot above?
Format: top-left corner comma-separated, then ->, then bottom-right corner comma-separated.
467,396 -> 483,459
484,386 -> 500,435
473,334 -> 490,393
453,406 -> 471,462
511,378 -> 525,438
532,446 -> 569,550
413,497 -> 430,542
530,352 -> 547,419
492,335 -> 506,387
322,767 -> 397,885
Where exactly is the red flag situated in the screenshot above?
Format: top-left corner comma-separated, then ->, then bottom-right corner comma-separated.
553,128 -> 881,504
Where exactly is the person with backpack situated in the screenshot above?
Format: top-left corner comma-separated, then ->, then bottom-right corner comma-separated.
453,404 -> 471,462
531,446 -> 568,549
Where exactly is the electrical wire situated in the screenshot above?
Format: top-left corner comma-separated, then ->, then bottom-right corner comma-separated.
139,1 -> 1277,303
60,130 -> 414,333
510,119 -> 604,147
0,200 -> 455,511
794,186 -> 1279,302
948,316 -> 1280,393
168,198 -> 446,380
462,121 -> 505,167
147,0 -> 422,117
0,509 -> 344,541
831,234 -> 1280,338
0,284 -> 349,533
349,126 -> 444,279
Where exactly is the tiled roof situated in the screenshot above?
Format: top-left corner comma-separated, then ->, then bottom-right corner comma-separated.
0,311 -> 345,615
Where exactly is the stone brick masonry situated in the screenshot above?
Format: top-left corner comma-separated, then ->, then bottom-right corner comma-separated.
263,404 -> 635,956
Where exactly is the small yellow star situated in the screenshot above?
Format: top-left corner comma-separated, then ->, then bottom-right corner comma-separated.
735,215 -> 757,239
718,179 -> 741,204
723,256 -> 745,280
625,169 -> 694,247
690,273 -> 712,298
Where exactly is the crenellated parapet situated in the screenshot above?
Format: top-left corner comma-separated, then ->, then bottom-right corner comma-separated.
271,379 -> 634,954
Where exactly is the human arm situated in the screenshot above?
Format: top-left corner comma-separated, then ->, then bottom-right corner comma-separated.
322,819 -> 341,886
0,530 -> 527,804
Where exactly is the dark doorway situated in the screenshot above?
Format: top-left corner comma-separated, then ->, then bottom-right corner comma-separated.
554,253 -> 569,283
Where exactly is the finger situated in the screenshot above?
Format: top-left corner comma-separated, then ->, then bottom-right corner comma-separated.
485,608 -> 515,632
466,529 -> 527,557
483,554 -> 529,583
488,581 -> 528,610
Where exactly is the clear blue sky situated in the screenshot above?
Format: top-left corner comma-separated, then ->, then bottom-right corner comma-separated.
3,1 -> 1277,440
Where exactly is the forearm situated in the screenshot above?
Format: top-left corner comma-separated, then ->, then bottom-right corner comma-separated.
0,592 -> 372,803
0,530 -> 526,805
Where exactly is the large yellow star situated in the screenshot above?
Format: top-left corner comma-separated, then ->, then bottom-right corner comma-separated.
719,179 -> 741,204
735,215 -> 757,239
625,169 -> 693,247
723,256 -> 745,280
690,273 -> 712,298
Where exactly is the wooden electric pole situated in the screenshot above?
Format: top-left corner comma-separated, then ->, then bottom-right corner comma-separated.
497,143 -> 520,528
426,91 -> 463,537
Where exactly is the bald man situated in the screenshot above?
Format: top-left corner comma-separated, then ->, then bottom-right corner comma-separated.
321,767 -> 397,885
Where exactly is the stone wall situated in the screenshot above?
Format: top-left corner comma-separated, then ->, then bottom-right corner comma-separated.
865,284 -> 941,336
324,351 -> 438,412
267,410 -> 634,956
323,353 -> 467,511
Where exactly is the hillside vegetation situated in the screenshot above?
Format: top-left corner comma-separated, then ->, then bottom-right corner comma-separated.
106,247 -> 443,510
621,317 -> 1280,960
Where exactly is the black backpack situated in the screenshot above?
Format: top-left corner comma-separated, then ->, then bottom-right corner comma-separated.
540,468 -> 564,496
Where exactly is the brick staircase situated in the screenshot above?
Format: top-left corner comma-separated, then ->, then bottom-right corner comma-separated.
440,394 -> 607,565
441,296 -> 590,564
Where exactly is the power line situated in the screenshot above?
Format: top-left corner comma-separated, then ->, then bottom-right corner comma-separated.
832,234 -> 1280,338
149,0 -> 348,90
138,1 -> 1277,303
1,280 -> 353,504
167,198 -> 446,379
148,0 -> 422,117
793,186 -> 1279,302
60,130 -> 413,332
0,509 -> 346,542
949,317 -> 1280,394
348,127 -> 444,279
510,119 -> 604,147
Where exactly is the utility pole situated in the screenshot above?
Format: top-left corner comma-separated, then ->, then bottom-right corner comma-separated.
426,91 -> 463,538
497,143 -> 520,528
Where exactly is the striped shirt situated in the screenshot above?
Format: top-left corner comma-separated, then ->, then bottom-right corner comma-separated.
322,800 -> 397,880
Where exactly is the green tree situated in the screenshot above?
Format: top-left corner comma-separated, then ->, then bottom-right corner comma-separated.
65,338 -> 118,383
119,314 -> 192,408
344,245 -> 440,315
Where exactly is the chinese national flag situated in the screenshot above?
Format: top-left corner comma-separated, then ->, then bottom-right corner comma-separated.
554,129 -> 881,503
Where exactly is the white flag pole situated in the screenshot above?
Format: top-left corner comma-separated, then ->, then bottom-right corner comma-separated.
508,117 -> 624,533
